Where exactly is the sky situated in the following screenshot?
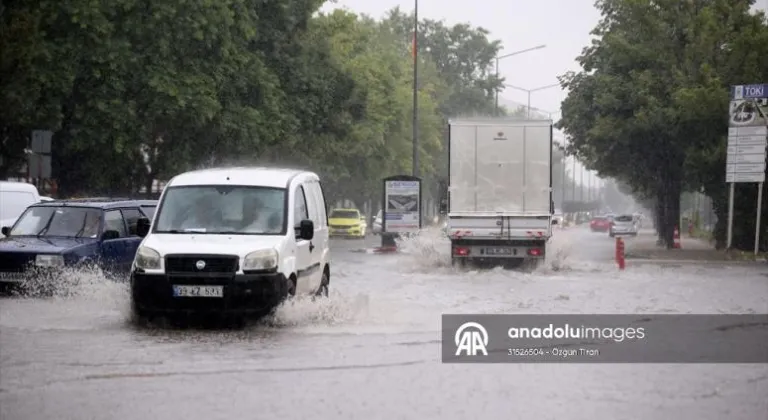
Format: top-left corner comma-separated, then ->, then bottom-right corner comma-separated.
320,0 -> 600,120
319,0 -> 768,188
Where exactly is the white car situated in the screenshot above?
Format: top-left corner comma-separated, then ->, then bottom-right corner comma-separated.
129,167 -> 331,320
372,210 -> 382,234
609,214 -> 638,237
0,181 -> 42,237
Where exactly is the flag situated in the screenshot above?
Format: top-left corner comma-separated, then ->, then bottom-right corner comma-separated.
411,32 -> 417,60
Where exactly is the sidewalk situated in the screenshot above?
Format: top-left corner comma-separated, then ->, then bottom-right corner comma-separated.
623,231 -> 767,263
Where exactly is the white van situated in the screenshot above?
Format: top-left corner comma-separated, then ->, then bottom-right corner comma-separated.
0,181 -> 42,236
129,167 -> 331,319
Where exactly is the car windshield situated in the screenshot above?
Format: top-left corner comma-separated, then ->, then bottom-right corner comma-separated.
592,217 -> 606,221
10,206 -> 102,238
153,185 -> 286,234
615,215 -> 634,222
331,210 -> 359,219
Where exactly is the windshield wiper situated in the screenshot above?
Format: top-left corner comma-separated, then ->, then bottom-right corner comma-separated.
36,213 -> 56,237
74,217 -> 88,237
155,229 -> 183,234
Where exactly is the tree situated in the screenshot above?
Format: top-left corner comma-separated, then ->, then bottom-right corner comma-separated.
557,0 -> 768,248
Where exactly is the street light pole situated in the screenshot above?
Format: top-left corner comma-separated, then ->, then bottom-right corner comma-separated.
503,83 -> 560,118
412,0 -> 419,177
493,44 -> 546,116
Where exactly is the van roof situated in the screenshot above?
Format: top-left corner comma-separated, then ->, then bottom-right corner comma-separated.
167,167 -> 317,189
0,181 -> 39,193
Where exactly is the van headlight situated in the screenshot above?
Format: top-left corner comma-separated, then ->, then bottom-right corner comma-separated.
134,246 -> 161,270
36,254 -> 64,267
243,249 -> 278,271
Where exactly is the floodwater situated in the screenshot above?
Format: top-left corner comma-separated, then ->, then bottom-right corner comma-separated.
1,226 -> 766,420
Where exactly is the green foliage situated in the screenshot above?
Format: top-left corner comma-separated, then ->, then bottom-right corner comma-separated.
557,0 -> 768,249
0,2 -> 506,209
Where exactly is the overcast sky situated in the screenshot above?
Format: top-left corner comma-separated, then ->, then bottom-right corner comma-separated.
320,0 -> 768,187
321,0 -> 768,118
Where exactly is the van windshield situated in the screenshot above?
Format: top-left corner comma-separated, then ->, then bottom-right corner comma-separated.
154,186 -> 286,235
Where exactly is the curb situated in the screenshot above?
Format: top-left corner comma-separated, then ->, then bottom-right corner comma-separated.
627,258 -> 766,265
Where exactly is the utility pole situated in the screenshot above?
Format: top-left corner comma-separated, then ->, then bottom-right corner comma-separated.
493,45 -> 546,116
412,0 -> 419,177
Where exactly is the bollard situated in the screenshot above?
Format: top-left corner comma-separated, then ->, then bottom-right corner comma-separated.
615,237 -> 625,270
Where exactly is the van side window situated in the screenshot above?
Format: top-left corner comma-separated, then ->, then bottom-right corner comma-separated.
317,182 -> 328,226
294,186 -> 308,227
304,181 -> 322,227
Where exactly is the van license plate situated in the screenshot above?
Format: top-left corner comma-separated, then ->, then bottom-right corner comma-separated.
173,285 -> 223,298
485,248 -> 513,255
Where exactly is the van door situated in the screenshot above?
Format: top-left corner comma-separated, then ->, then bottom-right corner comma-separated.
292,184 -> 317,294
304,180 -> 328,282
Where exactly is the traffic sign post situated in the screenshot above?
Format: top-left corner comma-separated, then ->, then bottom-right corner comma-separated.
726,84 -> 768,254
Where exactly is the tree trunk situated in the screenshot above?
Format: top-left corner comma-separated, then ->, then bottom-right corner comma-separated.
655,191 -> 666,246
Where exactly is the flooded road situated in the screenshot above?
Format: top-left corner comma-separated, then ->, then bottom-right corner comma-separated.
1,227 -> 767,420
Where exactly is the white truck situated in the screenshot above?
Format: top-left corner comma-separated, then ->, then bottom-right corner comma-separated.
442,118 -> 555,268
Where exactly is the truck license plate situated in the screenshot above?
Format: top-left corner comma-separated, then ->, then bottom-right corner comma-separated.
485,247 -> 513,255
173,285 -> 223,298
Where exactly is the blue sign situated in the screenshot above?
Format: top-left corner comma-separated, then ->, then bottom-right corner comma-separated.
731,84 -> 768,100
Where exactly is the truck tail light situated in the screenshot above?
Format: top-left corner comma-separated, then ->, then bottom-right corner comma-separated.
453,246 -> 470,256
527,248 -> 542,256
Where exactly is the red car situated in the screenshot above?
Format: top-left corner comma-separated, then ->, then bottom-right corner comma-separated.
590,216 -> 612,232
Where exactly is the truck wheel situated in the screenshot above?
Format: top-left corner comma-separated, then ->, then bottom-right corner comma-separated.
451,257 -> 467,268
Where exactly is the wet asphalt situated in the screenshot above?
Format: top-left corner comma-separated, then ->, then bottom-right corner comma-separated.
1,227 -> 766,420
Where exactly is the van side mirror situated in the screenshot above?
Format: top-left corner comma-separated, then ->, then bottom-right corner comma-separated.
136,218 -> 151,237
551,219 -> 558,225
298,219 -> 314,240
439,199 -> 448,214
101,230 -> 120,241
1,227 -> 9,236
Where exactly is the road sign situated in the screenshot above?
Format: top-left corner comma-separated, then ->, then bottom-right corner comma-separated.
31,130 -> 53,154
727,144 -> 766,155
727,83 -> 768,252
726,163 -> 765,173
27,154 -> 51,178
731,84 -> 768,100
729,126 -> 767,137
726,173 -> 765,183
727,153 -> 765,164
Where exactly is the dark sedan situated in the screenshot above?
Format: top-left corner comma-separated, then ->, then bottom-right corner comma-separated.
0,198 -> 156,294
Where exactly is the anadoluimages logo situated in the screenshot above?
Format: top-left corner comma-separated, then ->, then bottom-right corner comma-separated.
455,321 -> 489,356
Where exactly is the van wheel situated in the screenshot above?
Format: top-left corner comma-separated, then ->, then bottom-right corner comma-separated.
315,269 -> 329,298
286,276 -> 296,297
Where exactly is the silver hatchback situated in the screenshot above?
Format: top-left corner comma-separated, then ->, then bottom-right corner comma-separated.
609,214 -> 637,237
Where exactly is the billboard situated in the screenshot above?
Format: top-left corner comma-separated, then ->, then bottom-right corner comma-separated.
382,175 -> 421,233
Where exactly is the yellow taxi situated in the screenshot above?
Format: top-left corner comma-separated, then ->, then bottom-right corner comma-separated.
329,208 -> 366,238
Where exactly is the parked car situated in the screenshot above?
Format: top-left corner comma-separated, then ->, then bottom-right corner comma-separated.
0,181 -> 43,237
372,210 -> 382,234
590,216 -> 612,232
328,208 -> 366,238
0,198 -> 158,293
130,167 -> 331,320
609,214 -> 638,237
